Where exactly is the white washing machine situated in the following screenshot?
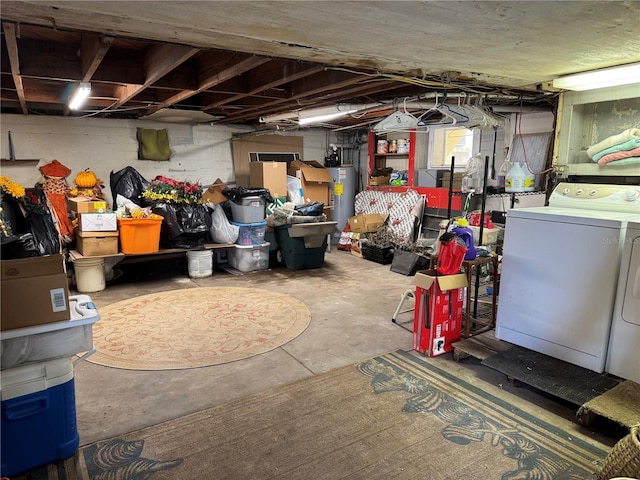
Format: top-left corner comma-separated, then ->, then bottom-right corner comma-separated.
496,183 -> 640,373
606,220 -> 640,382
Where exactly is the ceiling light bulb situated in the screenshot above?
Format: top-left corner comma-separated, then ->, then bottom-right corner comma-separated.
552,63 -> 640,91
298,110 -> 357,126
68,82 -> 92,110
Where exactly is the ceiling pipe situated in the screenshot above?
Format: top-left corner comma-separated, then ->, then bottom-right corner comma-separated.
259,93 -> 552,125
259,103 -> 382,124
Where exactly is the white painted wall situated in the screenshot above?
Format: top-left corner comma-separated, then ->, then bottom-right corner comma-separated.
0,114 -> 337,206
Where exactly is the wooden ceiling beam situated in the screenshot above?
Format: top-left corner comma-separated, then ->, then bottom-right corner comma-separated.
202,65 -> 324,111
2,22 -> 27,114
80,34 -> 113,81
220,73 -> 371,123
147,55 -> 270,113
113,43 -> 199,108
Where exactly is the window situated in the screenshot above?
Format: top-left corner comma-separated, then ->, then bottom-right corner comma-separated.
428,126 -> 479,170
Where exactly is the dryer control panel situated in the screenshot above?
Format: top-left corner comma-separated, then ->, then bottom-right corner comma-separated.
549,182 -> 640,213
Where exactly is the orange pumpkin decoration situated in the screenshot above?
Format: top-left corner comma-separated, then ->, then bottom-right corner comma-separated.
74,169 -> 97,188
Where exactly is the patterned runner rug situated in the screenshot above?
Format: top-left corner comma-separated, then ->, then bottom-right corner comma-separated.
17,350 -> 610,479
86,287 -> 311,370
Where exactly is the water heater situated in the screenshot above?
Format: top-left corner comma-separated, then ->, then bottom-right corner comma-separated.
327,166 -> 356,244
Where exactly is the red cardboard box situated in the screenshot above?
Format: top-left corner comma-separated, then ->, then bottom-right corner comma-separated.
412,269 -> 467,357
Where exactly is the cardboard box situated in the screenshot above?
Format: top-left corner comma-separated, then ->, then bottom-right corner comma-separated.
441,172 -> 464,190
78,212 -> 117,232
249,162 -> 288,198
288,160 -> 333,205
202,178 -> 228,205
1,254 -> 70,331
350,232 -> 363,258
77,230 -> 119,256
68,197 -> 108,213
348,213 -> 389,233
412,269 -> 467,357
369,175 -> 392,186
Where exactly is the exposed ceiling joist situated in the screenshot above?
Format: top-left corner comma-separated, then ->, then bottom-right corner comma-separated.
147,55 -> 271,114
80,34 -> 113,81
2,21 -> 27,114
113,43 -> 199,108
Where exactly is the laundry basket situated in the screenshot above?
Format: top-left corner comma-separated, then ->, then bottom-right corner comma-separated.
596,424 -> 640,480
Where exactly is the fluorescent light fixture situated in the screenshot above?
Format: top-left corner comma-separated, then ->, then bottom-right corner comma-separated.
298,109 -> 357,126
68,82 -> 91,110
552,63 -> 640,91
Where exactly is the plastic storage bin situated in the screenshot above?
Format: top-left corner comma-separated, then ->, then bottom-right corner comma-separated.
227,242 -> 270,272
230,196 -> 266,223
231,220 -> 267,246
274,222 -> 337,270
1,357 -> 79,477
117,217 -> 163,254
1,295 -> 100,370
469,225 -> 502,246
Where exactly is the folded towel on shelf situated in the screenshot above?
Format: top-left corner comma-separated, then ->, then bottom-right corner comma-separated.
587,128 -> 640,158
592,137 -> 640,162
598,147 -> 640,166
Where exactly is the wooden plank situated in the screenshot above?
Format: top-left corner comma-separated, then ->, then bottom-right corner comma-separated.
113,43 -> 199,108
2,22 -> 27,114
452,330 -> 513,361
81,34 -> 113,81
149,56 -> 270,112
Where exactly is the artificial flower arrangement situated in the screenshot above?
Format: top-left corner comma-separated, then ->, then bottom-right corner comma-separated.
142,175 -> 203,204
117,205 -> 163,219
0,176 -> 26,200
0,176 -> 27,237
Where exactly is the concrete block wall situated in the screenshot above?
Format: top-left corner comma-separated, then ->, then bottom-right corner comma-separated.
0,114 -> 338,206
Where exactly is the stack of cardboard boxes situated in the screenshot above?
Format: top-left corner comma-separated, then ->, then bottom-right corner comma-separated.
70,198 -> 118,256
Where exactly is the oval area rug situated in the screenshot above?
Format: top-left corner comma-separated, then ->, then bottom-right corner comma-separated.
87,287 -> 311,370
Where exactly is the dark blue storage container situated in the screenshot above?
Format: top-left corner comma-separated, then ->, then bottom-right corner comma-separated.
1,357 -> 79,477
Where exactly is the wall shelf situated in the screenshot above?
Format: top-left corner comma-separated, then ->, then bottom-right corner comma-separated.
1,158 -> 40,165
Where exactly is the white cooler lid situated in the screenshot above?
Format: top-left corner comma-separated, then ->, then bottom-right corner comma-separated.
1,356 -> 74,400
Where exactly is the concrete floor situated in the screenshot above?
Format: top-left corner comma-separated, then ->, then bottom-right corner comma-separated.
70,249 -> 617,448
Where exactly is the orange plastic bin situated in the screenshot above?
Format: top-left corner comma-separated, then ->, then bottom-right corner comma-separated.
117,217 -> 163,254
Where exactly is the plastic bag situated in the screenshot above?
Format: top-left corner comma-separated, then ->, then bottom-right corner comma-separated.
0,233 -> 41,259
269,202 -> 327,227
110,167 -> 149,203
152,203 -> 211,248
222,187 -> 274,204
295,202 -> 324,217
210,204 -> 239,244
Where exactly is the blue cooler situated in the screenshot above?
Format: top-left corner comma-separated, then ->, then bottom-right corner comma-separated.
1,357 -> 79,477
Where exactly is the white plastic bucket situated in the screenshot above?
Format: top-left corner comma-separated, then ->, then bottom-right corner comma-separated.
187,250 -> 213,278
74,258 -> 105,293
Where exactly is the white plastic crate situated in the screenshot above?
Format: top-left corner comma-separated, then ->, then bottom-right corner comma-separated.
0,295 -> 100,369
227,242 -> 270,272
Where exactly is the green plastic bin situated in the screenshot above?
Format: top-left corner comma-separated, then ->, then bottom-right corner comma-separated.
274,221 -> 337,270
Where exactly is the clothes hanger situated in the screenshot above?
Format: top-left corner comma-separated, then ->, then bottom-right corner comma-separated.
373,98 -> 418,132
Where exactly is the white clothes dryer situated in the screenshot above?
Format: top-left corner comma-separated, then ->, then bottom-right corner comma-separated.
496,183 -> 640,373
606,221 -> 640,382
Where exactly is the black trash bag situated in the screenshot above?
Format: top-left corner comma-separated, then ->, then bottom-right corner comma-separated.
22,188 -> 61,255
294,202 -> 324,217
26,212 -> 61,255
110,167 -> 149,203
1,195 -> 29,235
222,187 -> 274,204
0,233 -> 41,259
152,202 -> 211,249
